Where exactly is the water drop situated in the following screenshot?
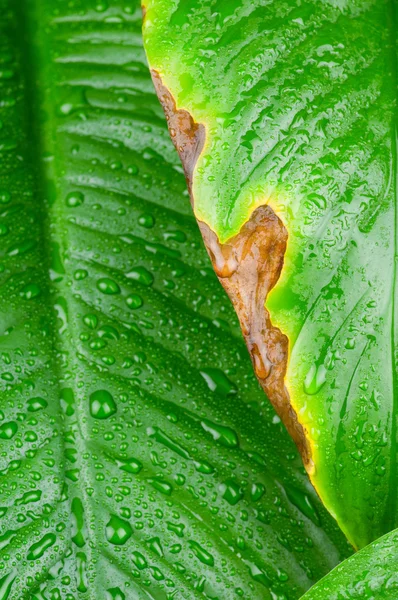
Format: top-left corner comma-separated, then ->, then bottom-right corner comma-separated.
98,325 -> 120,340
201,419 -> 239,448
245,561 -> 272,588
27,533 -> 56,560
126,294 -> 143,309
90,390 -> 117,419
60,388 -> 75,417
219,479 -> 243,505
27,397 -> 48,412
65,191 -> 84,207
0,422 -> 18,440
138,214 -> 155,228
7,239 -> 36,256
284,485 -> 320,526
0,530 -> 16,551
15,490 -> 42,506
117,457 -> 143,474
106,515 -> 132,545
83,313 -> 98,329
74,269 -> 88,280
250,483 -> 266,502
164,230 -> 186,243
131,551 -> 148,570
148,477 -> 173,495
0,570 -> 17,600
97,278 -> 120,295
147,536 -> 163,557
71,497 -> 86,548
126,266 -> 153,286
303,363 -> 327,395
74,551 -> 87,592
106,588 -> 125,600
21,283 -> 41,299
345,337 -> 355,350
188,540 -> 214,566
95,0 -> 108,11
0,191 -> 11,204
200,368 -> 237,395
167,521 -> 185,538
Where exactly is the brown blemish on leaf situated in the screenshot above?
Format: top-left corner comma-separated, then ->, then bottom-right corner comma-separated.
151,69 -> 311,467
199,211 -> 311,465
151,70 -> 205,198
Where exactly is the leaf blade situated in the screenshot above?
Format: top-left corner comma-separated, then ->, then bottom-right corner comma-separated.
143,0 -> 398,548
301,528 -> 398,599
0,0 -> 350,597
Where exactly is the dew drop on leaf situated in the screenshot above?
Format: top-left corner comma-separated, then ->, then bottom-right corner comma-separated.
126,266 -> 153,286
284,485 -> 321,526
27,532 -> 56,560
90,390 -> 117,419
219,479 -> 243,506
96,278 -> 120,295
15,490 -> 42,506
21,283 -> 41,299
200,419 -> 239,448
0,191 -> 11,204
106,588 -> 125,600
0,530 -> 16,551
74,269 -> 88,280
27,396 -> 48,412
138,213 -> 155,228
126,293 -> 143,309
65,191 -> 84,207
303,363 -> 327,395
0,421 -> 18,440
131,551 -> 148,570
250,483 -> 266,502
117,457 -> 143,474
105,515 -> 132,545
188,540 -> 215,567
200,368 -> 237,395
83,313 -> 98,329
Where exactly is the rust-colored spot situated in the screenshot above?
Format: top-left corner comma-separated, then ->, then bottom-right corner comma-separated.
151,70 -> 205,197
151,70 -> 311,466
199,211 -> 311,465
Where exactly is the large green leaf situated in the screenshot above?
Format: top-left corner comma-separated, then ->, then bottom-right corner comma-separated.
143,0 -> 398,548
302,528 -> 398,599
0,0 -> 349,598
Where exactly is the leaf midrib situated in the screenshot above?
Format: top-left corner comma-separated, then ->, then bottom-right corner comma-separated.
387,0 -> 398,535
14,6 -> 103,598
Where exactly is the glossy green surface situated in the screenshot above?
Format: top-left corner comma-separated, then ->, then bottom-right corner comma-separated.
143,0 -> 398,548
302,528 -> 398,599
0,0 -> 350,598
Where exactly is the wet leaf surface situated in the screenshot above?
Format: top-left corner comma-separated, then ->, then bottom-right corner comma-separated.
143,0 -> 398,548
0,0 -> 351,598
302,528 -> 398,599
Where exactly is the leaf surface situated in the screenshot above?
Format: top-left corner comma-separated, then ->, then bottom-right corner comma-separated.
143,0 -> 398,548
302,528 -> 398,599
0,0 -> 349,598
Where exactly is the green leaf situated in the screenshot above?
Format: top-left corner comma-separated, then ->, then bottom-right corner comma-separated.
143,0 -> 398,548
302,528 -> 398,599
0,0 -> 349,598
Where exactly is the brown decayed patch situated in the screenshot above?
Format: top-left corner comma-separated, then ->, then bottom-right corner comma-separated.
150,69 -> 311,466
151,70 -> 205,198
